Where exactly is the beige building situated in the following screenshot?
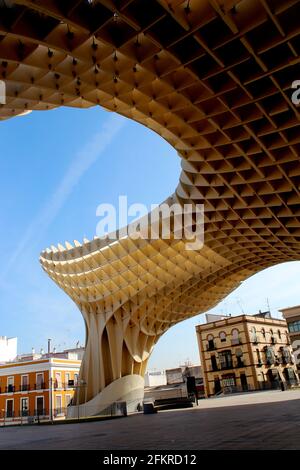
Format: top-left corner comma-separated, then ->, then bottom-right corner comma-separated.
280,305 -> 300,369
196,312 -> 298,397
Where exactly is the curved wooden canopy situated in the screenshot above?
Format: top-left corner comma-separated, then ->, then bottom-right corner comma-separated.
1,0 -> 300,406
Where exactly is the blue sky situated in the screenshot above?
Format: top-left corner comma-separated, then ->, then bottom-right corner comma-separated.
0,106 -> 300,369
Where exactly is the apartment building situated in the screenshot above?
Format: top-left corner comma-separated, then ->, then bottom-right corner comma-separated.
196,311 -> 298,397
0,354 -> 81,424
280,305 -> 300,369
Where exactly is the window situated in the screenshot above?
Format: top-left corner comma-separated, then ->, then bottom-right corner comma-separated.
21,397 -> 29,416
231,329 -> 240,345
222,375 -> 235,387
207,334 -> 215,351
235,348 -> 244,367
270,329 -> 276,344
21,375 -> 29,391
65,394 -> 72,406
56,395 -> 62,415
7,376 -> 14,393
265,346 -> 275,365
65,373 -> 70,388
261,328 -> 266,338
55,372 -> 62,389
36,373 -> 44,390
278,330 -> 281,340
256,349 -> 262,365
211,354 -> 218,371
281,347 -> 291,364
219,350 -> 233,369
288,320 -> 300,333
219,331 -> 226,342
250,327 -> 258,343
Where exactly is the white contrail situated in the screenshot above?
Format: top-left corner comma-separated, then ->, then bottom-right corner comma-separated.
1,112 -> 126,279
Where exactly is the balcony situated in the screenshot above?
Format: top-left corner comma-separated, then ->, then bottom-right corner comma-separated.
53,381 -> 76,390
5,385 -> 15,393
20,384 -> 30,392
34,382 -> 46,390
207,342 -> 216,351
219,363 -> 233,371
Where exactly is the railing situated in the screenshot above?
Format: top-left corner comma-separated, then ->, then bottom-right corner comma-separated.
20,384 -> 30,392
34,382 -> 46,390
0,381 -> 77,394
219,363 -> 233,370
53,381 -> 77,390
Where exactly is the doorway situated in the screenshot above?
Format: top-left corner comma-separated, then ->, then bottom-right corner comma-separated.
36,396 -> 44,416
214,378 -> 221,394
240,373 -> 248,391
6,399 -> 13,418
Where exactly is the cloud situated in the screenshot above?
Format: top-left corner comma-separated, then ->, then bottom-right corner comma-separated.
0,112 -> 126,280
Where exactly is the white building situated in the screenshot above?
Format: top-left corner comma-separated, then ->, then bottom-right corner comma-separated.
0,336 -> 17,363
144,370 -> 167,387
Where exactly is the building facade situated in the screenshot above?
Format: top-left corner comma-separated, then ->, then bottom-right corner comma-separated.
280,305 -> 300,369
0,355 -> 81,424
196,312 -> 298,397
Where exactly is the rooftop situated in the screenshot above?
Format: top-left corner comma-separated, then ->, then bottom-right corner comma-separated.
196,312 -> 287,331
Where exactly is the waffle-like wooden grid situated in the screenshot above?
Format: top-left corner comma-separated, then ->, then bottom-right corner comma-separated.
1,0 -> 300,404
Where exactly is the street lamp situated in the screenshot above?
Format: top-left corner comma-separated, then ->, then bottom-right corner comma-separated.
49,377 -> 53,423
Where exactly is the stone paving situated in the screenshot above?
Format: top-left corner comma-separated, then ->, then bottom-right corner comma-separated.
1,390 -> 300,450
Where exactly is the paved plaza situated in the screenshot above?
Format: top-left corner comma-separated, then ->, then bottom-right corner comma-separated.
1,390 -> 300,450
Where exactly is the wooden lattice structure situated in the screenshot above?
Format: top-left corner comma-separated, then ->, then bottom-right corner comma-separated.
1,0 -> 300,410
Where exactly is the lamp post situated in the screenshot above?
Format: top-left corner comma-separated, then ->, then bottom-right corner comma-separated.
49,377 -> 53,423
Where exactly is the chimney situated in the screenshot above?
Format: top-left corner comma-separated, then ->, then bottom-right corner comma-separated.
48,338 -> 52,355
